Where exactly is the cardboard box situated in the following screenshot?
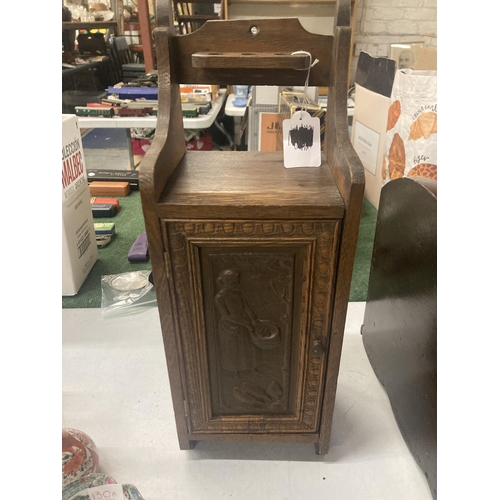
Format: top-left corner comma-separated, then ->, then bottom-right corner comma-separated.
247,103 -> 278,151
180,84 -> 219,101
258,112 -> 282,151
253,86 -> 280,105
351,52 -> 396,209
352,51 -> 437,209
413,47 -> 437,70
89,181 -> 131,197
62,114 -> 98,296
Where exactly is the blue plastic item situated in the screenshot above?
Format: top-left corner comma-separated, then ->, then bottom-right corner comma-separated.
107,86 -> 158,99
233,98 -> 248,107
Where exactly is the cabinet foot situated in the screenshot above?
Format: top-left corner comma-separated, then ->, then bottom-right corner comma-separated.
179,437 -> 196,450
315,441 -> 329,455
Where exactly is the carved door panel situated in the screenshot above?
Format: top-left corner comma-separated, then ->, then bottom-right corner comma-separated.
163,219 -> 340,434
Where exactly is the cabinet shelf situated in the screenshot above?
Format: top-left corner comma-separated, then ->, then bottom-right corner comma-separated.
62,21 -> 118,31
177,14 -> 221,21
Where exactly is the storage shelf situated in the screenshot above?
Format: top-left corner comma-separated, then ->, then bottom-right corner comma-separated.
62,21 -> 118,31
229,0 -> 352,3
177,15 -> 221,21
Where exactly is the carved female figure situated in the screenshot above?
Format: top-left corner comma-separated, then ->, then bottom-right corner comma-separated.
214,269 -> 261,373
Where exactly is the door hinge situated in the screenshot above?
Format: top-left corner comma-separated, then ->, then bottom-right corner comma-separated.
160,220 -> 172,279
164,251 -> 171,279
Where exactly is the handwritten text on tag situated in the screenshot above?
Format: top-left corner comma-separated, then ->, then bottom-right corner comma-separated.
87,484 -> 124,500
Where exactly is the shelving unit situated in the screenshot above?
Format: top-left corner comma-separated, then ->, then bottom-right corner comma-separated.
136,0 -> 156,73
62,0 -> 156,74
173,1 -> 227,34
62,21 -> 119,33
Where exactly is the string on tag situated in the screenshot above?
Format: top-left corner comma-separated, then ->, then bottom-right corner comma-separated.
291,50 -> 319,119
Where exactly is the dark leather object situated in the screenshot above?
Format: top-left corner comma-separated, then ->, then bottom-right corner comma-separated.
362,177 -> 436,499
87,169 -> 139,190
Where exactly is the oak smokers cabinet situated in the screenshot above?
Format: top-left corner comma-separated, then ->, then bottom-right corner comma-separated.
140,0 -> 365,454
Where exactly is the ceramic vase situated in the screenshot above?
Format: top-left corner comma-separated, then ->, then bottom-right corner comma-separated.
62,473 -> 145,500
62,428 -> 99,488
62,473 -> 117,500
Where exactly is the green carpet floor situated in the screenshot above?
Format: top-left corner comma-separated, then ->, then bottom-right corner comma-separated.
62,193 -> 377,308
62,191 -> 152,309
350,197 -> 378,301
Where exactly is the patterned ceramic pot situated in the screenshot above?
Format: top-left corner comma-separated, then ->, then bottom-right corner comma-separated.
62,473 -> 117,500
122,484 -> 145,499
63,474 -> 145,500
62,428 -> 99,488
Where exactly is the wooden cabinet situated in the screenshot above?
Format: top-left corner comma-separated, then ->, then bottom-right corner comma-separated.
163,215 -> 340,435
140,0 -> 364,454
150,153 -> 353,453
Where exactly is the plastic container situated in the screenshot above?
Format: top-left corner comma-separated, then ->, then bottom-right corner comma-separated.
234,85 -> 248,98
233,85 -> 249,107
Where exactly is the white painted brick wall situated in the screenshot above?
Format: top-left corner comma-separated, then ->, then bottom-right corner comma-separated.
228,1 -> 437,86
350,0 -> 437,84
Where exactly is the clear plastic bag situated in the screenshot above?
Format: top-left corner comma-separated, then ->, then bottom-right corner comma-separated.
101,271 -> 157,317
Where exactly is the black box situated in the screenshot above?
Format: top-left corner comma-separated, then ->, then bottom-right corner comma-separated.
86,169 -> 140,190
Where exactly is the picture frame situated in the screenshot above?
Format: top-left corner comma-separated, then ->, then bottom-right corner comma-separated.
390,42 -> 425,70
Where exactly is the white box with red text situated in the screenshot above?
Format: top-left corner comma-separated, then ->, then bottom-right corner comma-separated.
62,114 -> 98,295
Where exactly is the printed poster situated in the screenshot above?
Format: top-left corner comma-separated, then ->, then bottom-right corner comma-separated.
259,112 -> 281,151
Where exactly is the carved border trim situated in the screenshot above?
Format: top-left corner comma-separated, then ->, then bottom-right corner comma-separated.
164,220 -> 339,433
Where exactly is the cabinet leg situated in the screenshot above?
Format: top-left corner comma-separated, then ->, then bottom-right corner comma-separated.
179,440 -> 198,450
315,440 -> 330,455
178,436 -> 196,450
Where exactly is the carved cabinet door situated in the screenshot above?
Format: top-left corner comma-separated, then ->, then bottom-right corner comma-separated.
163,219 -> 340,435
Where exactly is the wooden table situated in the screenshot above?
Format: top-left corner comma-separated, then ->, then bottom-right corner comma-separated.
77,91 -> 228,168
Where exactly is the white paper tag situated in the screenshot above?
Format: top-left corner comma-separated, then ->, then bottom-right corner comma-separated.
352,120 -> 380,175
282,110 -> 321,168
86,484 -> 124,500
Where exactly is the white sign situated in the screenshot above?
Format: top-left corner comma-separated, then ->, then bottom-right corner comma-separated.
86,484 -> 124,500
353,121 -> 380,175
